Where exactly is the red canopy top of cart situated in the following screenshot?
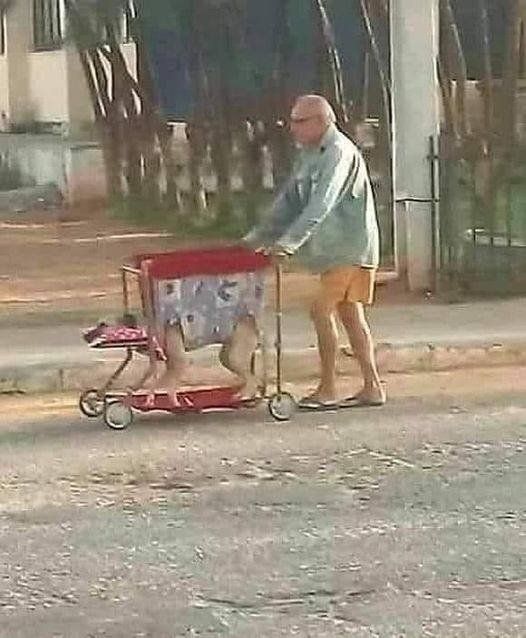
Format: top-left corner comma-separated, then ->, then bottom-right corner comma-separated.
132,246 -> 270,279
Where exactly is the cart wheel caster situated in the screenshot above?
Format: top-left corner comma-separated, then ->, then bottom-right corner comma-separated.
103,400 -> 133,430
268,392 -> 296,422
79,389 -> 104,418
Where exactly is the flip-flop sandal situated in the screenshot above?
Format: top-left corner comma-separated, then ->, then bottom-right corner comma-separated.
298,397 -> 339,412
339,396 -> 386,408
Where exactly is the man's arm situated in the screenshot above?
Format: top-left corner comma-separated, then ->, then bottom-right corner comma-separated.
277,147 -> 359,255
244,174 -> 299,248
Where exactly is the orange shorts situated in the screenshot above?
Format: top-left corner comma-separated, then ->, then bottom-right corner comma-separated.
317,266 -> 376,309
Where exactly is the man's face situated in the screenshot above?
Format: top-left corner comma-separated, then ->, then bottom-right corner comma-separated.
289,104 -> 327,146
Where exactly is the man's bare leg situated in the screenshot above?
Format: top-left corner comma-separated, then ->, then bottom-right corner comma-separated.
131,359 -> 163,391
308,299 -> 340,403
337,301 -> 385,404
219,316 -> 259,399
155,323 -> 186,396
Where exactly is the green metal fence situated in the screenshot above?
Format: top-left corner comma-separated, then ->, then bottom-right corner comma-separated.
437,135 -> 526,297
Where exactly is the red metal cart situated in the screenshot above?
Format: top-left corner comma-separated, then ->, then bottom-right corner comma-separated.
80,246 -> 296,429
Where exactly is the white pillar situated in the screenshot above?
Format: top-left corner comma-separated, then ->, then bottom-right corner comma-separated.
391,0 -> 440,291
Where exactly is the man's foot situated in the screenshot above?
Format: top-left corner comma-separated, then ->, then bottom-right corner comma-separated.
153,371 -> 182,393
298,386 -> 339,411
340,385 -> 386,408
143,389 -> 180,408
302,384 -> 338,404
298,395 -> 339,411
234,375 -> 260,402
139,370 -> 161,391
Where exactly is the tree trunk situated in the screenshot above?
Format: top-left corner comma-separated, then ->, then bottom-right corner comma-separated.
135,18 -> 181,211
103,24 -> 143,202
186,121 -> 208,215
437,56 -> 459,139
209,11 -> 235,224
267,0 -> 293,189
476,0 -> 495,139
78,48 -> 122,200
134,30 -> 162,209
440,0 -> 470,139
186,0 -> 210,217
240,120 -> 265,196
90,47 -> 126,201
360,48 -> 371,122
501,0 -> 522,149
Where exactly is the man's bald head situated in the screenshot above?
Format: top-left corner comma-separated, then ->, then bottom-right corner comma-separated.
293,95 -> 336,124
290,94 -> 336,146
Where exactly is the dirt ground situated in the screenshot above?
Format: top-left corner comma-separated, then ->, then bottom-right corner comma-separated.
0,207 -> 414,323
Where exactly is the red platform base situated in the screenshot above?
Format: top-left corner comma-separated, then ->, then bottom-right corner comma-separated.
109,386 -> 254,414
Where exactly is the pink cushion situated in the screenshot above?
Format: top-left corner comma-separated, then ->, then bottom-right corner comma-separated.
83,324 -> 166,360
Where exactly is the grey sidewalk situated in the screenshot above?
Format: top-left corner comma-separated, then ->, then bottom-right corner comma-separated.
1,297 -> 526,394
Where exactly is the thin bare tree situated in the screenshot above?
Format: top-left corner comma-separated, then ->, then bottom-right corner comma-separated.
312,0 -> 349,127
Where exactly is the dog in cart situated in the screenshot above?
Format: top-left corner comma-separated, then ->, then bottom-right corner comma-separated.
80,246 -> 296,429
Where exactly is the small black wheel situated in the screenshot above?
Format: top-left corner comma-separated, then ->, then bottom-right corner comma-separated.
268,392 -> 296,422
103,400 -> 133,431
79,389 -> 104,418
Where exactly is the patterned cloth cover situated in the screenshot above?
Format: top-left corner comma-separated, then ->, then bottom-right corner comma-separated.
154,271 -> 265,351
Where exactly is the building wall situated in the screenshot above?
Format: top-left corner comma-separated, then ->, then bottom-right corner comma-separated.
28,49 -> 70,123
0,56 -> 9,129
5,0 -> 31,125
2,0 -> 137,134
0,133 -> 107,204
0,1 -> 140,204
66,48 -> 95,135
67,144 -> 108,204
121,43 -> 137,81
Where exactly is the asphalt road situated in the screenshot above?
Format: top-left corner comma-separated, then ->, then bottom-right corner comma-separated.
1,371 -> 525,637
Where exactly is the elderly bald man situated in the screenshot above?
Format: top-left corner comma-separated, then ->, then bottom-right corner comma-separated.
245,94 -> 385,410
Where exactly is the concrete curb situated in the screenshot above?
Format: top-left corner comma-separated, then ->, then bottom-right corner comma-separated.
2,340 -> 526,396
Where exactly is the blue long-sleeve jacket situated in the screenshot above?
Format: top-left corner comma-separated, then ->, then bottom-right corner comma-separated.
246,124 -> 380,273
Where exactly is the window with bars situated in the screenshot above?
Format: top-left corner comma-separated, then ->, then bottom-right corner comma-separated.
33,0 -> 63,51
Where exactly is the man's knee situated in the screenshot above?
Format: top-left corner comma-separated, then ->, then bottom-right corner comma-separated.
338,301 -> 364,325
310,298 -> 334,323
218,341 -> 230,369
232,316 -> 258,348
164,324 -> 185,361
220,316 -> 258,372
